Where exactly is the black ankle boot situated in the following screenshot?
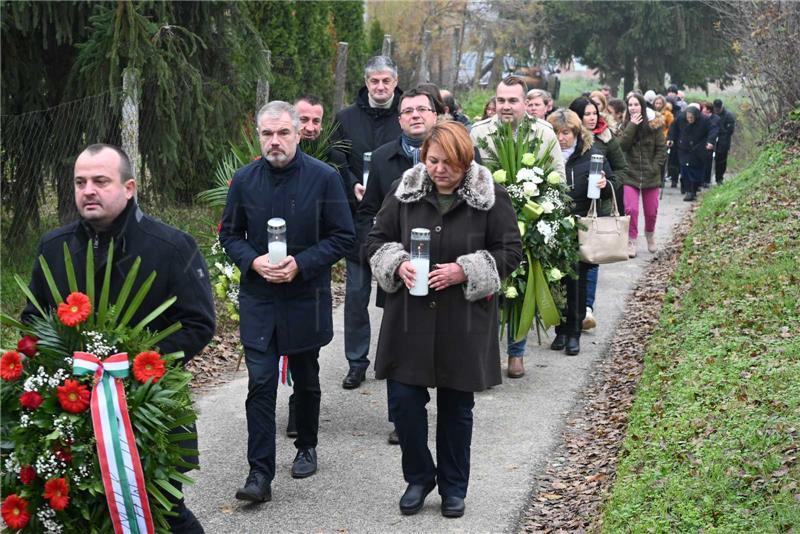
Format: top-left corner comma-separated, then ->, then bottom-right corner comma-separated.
550,334 -> 567,351
565,336 -> 580,356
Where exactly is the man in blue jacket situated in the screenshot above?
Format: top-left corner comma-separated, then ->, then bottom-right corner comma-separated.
220,101 -> 355,503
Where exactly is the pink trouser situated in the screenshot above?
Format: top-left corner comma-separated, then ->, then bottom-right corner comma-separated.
623,185 -> 659,240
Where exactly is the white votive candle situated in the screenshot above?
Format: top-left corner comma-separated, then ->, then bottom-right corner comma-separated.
409,258 -> 430,296
268,241 -> 287,264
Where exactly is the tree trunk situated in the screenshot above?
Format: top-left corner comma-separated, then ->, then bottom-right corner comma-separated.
334,42 -> 349,113
623,54 -> 635,96
473,40 -> 486,89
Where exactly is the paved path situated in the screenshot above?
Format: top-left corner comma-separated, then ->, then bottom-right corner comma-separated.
185,186 -> 691,534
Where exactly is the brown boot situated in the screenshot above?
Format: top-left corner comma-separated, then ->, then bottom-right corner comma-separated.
645,232 -> 657,253
507,356 -> 525,378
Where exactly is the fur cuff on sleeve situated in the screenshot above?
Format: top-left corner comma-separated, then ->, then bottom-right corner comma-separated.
456,250 -> 501,301
370,242 -> 410,293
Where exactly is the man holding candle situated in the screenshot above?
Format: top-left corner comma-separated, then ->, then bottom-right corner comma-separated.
330,56 -> 403,390
220,101 -> 355,503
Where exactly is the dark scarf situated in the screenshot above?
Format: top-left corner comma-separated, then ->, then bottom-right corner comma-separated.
400,133 -> 423,165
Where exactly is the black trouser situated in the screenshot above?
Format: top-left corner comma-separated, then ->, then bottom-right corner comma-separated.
715,149 -> 729,183
244,334 -> 321,481
555,261 -> 591,337
703,149 -> 714,185
669,147 -> 681,186
387,379 -> 475,498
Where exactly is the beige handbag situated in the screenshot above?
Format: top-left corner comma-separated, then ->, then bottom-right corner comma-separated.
577,187 -> 630,264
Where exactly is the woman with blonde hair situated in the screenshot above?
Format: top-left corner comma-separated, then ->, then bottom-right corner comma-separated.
547,109 -> 613,356
367,121 -> 522,518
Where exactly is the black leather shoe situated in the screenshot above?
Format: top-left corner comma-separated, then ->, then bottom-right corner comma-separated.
342,367 -> 366,389
399,480 -> 436,515
550,334 -> 567,351
235,471 -> 271,502
286,401 -> 297,438
291,447 -> 317,478
388,428 -> 400,445
565,336 -> 580,356
441,496 -> 465,518
683,191 -> 696,201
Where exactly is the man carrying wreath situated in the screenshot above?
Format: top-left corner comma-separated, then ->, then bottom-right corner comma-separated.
22,143 -> 216,533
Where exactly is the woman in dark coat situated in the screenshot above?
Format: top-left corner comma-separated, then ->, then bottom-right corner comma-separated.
547,109 -> 613,356
569,97 -> 627,331
668,105 -> 710,202
367,122 -> 521,519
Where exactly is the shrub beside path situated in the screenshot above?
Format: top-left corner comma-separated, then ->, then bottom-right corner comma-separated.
185,186 -> 692,533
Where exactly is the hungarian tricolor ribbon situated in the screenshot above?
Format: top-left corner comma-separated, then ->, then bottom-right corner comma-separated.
278,354 -> 293,387
73,352 -> 155,534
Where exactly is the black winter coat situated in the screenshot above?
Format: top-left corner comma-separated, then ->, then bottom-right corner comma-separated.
219,151 -> 355,354
715,109 -> 736,152
669,112 -> 711,169
565,134 -> 615,217
330,86 -> 404,211
23,200 -> 215,363
366,162 -> 522,392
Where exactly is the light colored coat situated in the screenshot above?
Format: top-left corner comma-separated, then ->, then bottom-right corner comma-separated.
470,116 -> 566,179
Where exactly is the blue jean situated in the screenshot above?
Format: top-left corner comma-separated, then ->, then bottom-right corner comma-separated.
244,333 -> 321,481
586,264 -> 598,310
507,323 -> 527,357
344,259 -> 372,371
387,379 -> 474,498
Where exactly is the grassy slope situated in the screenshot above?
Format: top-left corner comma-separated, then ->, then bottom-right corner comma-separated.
600,144 -> 800,532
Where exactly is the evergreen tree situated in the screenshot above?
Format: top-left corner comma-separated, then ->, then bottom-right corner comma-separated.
368,19 -> 385,57
295,1 -> 334,109
332,1 -> 366,103
249,1 -> 301,102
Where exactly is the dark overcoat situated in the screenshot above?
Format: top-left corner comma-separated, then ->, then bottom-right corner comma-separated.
219,151 -> 355,355
23,200 -> 215,362
366,162 -> 522,392
669,112 -> 712,170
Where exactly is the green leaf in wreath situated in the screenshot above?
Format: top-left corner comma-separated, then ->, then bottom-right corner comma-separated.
14,274 -> 46,317
96,238 -> 116,327
63,242 -> 79,294
117,271 -> 156,328
109,257 -> 141,326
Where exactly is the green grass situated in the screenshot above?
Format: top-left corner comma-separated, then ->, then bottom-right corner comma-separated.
600,144 -> 800,533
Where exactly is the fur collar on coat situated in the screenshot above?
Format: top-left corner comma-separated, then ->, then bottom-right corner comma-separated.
395,161 -> 496,211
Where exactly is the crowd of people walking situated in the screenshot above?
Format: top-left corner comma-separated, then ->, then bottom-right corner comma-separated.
20,51 -> 736,532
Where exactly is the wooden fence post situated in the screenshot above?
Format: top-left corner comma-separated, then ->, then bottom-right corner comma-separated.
381,34 -> 392,58
417,30 -> 432,85
256,48 -> 272,111
121,67 -> 140,188
334,42 -> 349,112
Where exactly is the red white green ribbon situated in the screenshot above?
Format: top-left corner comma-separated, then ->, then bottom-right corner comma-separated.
73,352 -> 154,534
278,355 -> 292,386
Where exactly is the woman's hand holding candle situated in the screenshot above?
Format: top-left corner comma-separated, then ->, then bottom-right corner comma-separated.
429,263 -> 466,291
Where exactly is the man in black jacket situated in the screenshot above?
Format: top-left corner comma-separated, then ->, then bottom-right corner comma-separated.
330,56 -> 403,390
23,144 -> 215,534
701,101 -> 720,188
713,99 -> 736,184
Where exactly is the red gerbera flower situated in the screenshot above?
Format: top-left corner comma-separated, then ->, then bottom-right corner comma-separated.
0,351 -> 23,381
19,465 -> 37,485
1,494 -> 30,529
57,292 -> 91,327
43,477 -> 70,511
132,351 -> 166,383
56,379 -> 90,413
16,335 -> 38,357
20,391 -> 43,410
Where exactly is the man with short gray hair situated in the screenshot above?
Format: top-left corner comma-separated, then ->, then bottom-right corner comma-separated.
220,100 -> 355,503
330,56 -> 404,390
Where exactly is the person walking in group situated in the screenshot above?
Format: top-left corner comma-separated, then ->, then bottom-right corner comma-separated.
668,105 -> 711,202
330,55 -> 403,390
547,109 -> 613,356
221,101 -> 355,503
619,92 -> 667,257
367,122 -> 522,518
568,97 -> 627,332
700,101 -> 721,188
713,99 -> 736,184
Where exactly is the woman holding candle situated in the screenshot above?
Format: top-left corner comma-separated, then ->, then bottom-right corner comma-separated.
367,122 -> 521,518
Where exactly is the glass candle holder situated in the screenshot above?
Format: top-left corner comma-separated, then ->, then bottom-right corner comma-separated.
267,217 -> 287,264
409,228 -> 431,296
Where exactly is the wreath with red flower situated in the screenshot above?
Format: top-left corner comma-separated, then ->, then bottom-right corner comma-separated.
1,241 -> 199,532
